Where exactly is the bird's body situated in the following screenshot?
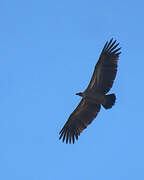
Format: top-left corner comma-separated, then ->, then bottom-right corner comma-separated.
59,38 -> 121,144
78,91 -> 105,105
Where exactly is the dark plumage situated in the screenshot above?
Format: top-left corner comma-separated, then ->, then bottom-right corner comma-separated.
59,38 -> 121,144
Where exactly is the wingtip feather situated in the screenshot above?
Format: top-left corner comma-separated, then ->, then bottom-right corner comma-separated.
106,38 -> 113,49
103,38 -> 121,56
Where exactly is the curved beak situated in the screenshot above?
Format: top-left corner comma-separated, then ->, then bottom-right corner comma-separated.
75,92 -> 83,97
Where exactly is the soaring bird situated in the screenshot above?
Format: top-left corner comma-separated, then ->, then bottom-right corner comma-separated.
59,38 -> 121,144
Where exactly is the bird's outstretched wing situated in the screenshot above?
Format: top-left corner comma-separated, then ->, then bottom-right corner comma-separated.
86,38 -> 121,94
59,100 -> 101,144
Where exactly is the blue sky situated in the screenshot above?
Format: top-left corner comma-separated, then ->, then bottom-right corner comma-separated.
0,0 -> 144,179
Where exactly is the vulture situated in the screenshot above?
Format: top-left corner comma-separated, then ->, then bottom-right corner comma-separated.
59,38 -> 121,144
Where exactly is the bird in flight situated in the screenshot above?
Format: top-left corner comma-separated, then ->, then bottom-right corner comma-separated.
59,38 -> 121,144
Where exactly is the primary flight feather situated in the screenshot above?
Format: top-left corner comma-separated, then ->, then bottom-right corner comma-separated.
59,38 -> 121,144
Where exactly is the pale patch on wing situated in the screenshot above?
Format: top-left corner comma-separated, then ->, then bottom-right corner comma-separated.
88,64 -> 102,90
89,75 -> 96,89
95,64 -> 102,88
74,99 -> 87,116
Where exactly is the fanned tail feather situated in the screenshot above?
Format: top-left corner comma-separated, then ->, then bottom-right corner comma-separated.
102,94 -> 116,109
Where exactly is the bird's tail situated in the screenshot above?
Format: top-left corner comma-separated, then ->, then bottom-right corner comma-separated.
102,94 -> 116,109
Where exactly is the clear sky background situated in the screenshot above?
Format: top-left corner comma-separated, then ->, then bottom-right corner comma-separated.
0,0 -> 144,179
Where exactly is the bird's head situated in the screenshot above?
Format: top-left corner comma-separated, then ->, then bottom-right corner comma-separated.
76,92 -> 83,97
